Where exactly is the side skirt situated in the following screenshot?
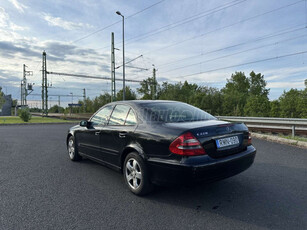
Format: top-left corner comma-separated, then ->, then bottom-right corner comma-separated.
79,152 -> 122,172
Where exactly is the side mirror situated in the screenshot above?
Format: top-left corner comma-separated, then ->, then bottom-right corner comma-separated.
80,120 -> 91,128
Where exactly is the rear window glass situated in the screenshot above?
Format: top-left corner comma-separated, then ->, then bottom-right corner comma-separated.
139,102 -> 216,123
125,109 -> 137,126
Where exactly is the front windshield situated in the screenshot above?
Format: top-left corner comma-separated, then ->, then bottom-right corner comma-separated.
139,102 -> 216,123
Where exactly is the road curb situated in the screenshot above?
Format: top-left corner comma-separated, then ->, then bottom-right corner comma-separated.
251,132 -> 307,149
0,122 -> 77,126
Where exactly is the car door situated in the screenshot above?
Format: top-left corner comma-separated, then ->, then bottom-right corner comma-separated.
99,105 -> 137,167
76,105 -> 113,160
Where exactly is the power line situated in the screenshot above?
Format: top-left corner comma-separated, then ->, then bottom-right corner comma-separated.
158,24 -> 306,68
30,94 -> 83,97
44,86 -> 99,91
47,71 -> 143,83
177,50 -> 307,78
96,0 -> 247,51
143,0 -> 305,55
126,0 -> 165,19
131,0 -> 245,41
70,0 -> 166,44
160,33 -> 307,74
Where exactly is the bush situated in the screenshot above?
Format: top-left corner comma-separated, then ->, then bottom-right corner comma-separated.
19,108 -> 32,122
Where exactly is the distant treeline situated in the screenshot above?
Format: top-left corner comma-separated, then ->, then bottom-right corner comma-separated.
40,71 -> 307,118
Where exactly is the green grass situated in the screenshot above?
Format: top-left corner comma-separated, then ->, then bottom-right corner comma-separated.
0,116 -> 77,124
278,134 -> 307,143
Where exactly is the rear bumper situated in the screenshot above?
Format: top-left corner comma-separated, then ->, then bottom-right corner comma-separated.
147,145 -> 256,185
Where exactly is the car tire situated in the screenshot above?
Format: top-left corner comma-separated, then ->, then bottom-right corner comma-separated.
123,152 -> 153,196
67,136 -> 82,161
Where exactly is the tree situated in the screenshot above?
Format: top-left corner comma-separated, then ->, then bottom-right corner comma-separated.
158,81 -> 198,103
248,71 -> 269,97
190,86 -> 223,115
244,71 -> 270,116
116,86 -> 136,101
244,95 -> 270,117
270,100 -> 280,117
93,93 -> 112,111
279,89 -> 301,118
137,76 -> 160,100
297,89 -> 307,118
0,86 -> 5,108
49,105 -> 65,113
221,72 -> 250,116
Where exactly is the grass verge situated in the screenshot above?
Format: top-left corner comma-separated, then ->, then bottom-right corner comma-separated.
0,116 -> 77,124
278,134 -> 307,143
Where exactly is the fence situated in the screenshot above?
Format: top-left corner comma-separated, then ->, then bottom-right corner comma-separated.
217,116 -> 307,137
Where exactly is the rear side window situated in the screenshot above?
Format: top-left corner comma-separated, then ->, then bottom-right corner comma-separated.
108,105 -> 130,125
91,106 -> 113,125
125,109 -> 137,126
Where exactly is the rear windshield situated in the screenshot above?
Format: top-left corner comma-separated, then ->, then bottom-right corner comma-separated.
139,102 -> 216,123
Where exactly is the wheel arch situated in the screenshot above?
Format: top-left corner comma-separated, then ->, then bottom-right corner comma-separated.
120,144 -> 145,172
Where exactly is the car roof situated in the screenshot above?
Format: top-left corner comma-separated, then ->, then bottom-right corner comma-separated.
110,100 -> 183,106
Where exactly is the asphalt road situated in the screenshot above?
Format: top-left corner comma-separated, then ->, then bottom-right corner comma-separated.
0,124 -> 306,230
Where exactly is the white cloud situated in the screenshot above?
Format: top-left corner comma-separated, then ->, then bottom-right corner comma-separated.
0,7 -> 9,27
8,0 -> 28,13
0,7 -> 27,32
42,13 -> 93,30
267,81 -> 304,89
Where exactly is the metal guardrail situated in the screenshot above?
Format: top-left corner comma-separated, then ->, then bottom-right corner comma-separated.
30,112 -> 307,137
217,116 -> 307,137
31,112 -> 92,120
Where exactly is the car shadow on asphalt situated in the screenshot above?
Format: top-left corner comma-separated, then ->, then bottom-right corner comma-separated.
75,157 -> 306,230
143,162 -> 306,230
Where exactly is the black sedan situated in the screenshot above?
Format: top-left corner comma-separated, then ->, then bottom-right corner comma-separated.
67,100 -> 256,195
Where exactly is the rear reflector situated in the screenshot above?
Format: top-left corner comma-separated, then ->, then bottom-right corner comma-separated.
169,132 -> 206,156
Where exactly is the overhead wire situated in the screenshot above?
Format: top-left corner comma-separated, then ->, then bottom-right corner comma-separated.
70,0 -> 166,44
177,50 -> 307,78
159,33 -> 307,74
142,0 -> 305,55
158,24 -> 306,68
96,0 -> 247,51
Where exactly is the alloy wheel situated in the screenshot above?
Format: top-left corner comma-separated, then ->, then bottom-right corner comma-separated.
125,158 -> 142,190
68,138 -> 75,159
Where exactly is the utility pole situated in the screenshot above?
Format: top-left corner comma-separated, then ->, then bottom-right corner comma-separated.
22,64 -> 26,105
152,66 -> 157,100
20,81 -> 23,106
58,96 -> 60,106
111,32 -> 116,102
83,88 -> 86,112
21,64 -> 33,106
116,11 -> 125,100
42,51 -> 48,116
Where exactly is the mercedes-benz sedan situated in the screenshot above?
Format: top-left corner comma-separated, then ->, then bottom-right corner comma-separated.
67,100 -> 256,195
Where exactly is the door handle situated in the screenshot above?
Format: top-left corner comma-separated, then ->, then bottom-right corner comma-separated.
95,131 -> 101,136
119,132 -> 127,138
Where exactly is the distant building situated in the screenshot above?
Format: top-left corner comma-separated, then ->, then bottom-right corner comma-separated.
0,94 -> 12,116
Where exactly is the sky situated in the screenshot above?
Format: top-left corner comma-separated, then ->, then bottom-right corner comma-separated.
0,0 -> 306,108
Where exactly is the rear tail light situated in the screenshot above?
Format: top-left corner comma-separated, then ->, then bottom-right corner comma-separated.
248,132 -> 252,145
169,132 -> 206,156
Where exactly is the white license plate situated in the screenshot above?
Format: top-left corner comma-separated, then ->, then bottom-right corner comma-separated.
216,136 -> 239,148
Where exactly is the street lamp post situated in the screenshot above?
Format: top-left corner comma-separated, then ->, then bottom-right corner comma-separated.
70,92 -> 73,104
116,11 -> 125,101
69,92 -> 73,115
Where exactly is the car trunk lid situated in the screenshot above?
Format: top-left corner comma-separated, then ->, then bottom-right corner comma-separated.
164,120 -> 249,158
